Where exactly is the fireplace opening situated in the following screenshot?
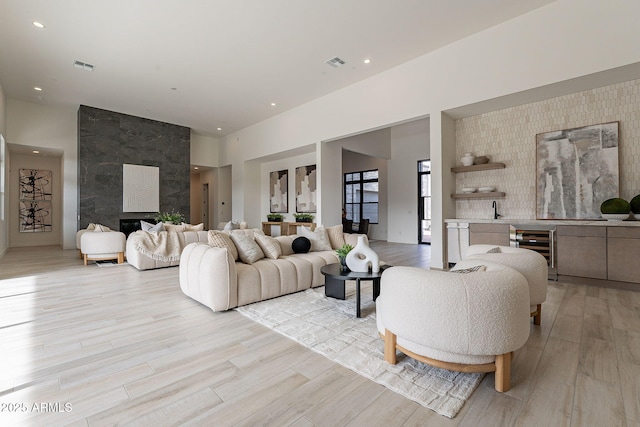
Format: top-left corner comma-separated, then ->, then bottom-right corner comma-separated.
120,218 -> 156,237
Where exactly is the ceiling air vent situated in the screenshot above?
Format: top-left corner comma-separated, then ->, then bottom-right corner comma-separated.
325,57 -> 346,68
73,60 -> 95,71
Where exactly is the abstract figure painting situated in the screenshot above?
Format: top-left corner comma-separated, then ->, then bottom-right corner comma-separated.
536,122 -> 619,220
295,164 -> 317,213
269,169 -> 288,213
19,168 -> 53,232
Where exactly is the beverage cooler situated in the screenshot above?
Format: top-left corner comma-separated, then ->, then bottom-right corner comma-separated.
510,225 -> 557,280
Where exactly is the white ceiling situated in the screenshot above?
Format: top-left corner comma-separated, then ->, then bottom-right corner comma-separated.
0,0 -> 556,137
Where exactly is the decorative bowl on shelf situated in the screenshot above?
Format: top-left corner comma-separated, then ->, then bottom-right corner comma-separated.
473,156 -> 490,165
478,186 -> 496,193
634,213 -> 640,220
601,213 -> 630,221
460,153 -> 474,166
461,187 -> 477,193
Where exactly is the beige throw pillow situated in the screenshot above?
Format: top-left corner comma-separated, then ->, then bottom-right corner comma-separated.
299,226 -> 332,251
93,224 -> 110,232
230,232 -> 265,264
207,230 -> 239,260
255,233 -> 282,259
164,223 -> 186,232
326,224 -> 346,249
183,222 -> 204,231
275,235 -> 295,256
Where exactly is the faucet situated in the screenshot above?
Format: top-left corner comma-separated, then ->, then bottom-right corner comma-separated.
492,201 -> 502,220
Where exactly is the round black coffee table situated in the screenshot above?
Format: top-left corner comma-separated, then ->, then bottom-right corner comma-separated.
320,263 -> 388,318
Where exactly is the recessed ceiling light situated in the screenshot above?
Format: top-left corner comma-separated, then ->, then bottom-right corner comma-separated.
217,127 -> 222,131
33,150 -> 40,154
270,102 -> 276,107
32,21 -> 45,29
34,87 -> 42,91
194,167 -> 199,170
364,58 -> 371,64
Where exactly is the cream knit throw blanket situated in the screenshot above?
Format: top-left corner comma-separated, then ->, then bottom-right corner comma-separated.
132,230 -> 182,262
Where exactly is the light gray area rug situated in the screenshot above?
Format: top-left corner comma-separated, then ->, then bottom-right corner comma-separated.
236,284 -> 483,418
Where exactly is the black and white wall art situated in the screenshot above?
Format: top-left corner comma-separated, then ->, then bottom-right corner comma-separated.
19,168 -> 53,232
536,121 -> 619,219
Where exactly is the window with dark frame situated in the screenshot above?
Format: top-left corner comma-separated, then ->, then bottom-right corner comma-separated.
344,169 -> 379,224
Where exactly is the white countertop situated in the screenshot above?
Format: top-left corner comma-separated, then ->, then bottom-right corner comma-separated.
445,218 -> 640,227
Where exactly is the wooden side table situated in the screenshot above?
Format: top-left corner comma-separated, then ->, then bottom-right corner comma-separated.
286,222 -> 315,235
261,221 -> 285,236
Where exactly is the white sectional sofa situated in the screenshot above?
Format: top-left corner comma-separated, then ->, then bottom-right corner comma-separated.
179,227 -> 365,311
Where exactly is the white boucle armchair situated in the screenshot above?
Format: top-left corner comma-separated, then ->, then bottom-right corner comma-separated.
463,244 -> 548,325
81,230 -> 126,265
376,261 -> 530,392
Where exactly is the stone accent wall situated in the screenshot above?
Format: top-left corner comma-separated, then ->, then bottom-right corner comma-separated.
78,105 -> 190,230
455,78 -> 640,220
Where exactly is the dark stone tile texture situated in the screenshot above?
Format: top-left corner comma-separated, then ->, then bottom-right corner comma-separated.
78,105 -> 190,230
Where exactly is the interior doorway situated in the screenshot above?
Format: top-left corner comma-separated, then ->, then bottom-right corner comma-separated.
201,183 -> 209,230
418,160 -> 431,244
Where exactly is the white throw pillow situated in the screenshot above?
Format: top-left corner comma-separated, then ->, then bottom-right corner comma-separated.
223,220 -> 240,231
299,226 -> 332,251
255,233 -> 282,259
230,232 -> 265,264
207,230 -> 239,260
141,220 -> 165,232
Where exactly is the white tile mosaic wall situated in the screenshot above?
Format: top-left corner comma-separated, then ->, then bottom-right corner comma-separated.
455,78 -> 640,220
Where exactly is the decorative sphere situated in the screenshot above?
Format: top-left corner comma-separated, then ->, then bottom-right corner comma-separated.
292,237 -> 311,254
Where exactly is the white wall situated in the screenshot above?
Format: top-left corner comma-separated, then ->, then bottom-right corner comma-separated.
9,153 -> 62,247
388,118 -> 430,244
191,133 -> 219,167
220,0 -> 640,268
0,82 -> 7,257
7,100 -> 77,249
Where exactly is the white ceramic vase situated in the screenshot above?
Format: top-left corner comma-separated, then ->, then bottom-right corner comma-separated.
346,235 -> 380,273
461,153 -> 474,166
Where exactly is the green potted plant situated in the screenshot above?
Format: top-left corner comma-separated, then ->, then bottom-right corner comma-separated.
293,213 -> 314,223
152,210 -> 186,224
266,213 -> 284,222
335,243 -> 353,271
600,197 -> 630,221
631,194 -> 640,220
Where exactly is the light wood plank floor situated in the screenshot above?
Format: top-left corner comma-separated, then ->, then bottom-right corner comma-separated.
1,242 -> 639,426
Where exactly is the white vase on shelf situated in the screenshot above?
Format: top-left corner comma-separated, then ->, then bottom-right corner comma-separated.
461,153 -> 475,166
346,235 -> 380,273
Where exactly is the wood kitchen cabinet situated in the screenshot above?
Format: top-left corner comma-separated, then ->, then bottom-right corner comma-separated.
607,227 -> 640,283
556,225 -> 607,279
469,223 -> 510,246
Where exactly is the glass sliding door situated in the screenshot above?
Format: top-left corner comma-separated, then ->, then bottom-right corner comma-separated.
418,160 -> 431,244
